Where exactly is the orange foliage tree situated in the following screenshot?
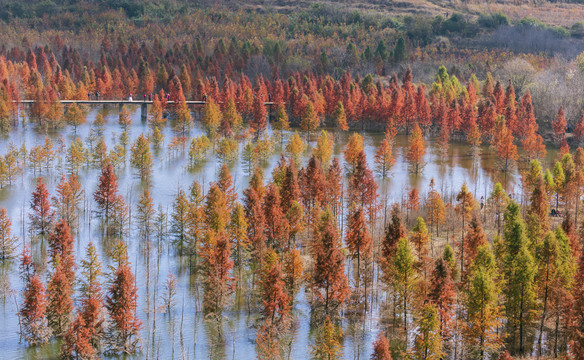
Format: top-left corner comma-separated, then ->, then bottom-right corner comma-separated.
407,123 -> 426,174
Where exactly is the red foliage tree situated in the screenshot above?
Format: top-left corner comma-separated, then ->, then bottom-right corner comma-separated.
448,100 -> 461,134
428,258 -> 456,339
504,82 -> 518,136
553,106 -> 567,142
48,220 -> 75,278
263,184 -> 290,251
407,123 -> 426,174
200,231 -> 235,315
371,332 -> 393,360
326,158 -> 344,217
47,259 -> 74,336
401,73 -> 417,133
517,91 -> 536,136
244,187 -> 267,265
93,163 -> 120,225
260,255 -> 290,325
105,243 -> 141,354
380,205 -> 406,284
478,100 -> 497,142
311,211 -> 350,318
492,81 -> 505,115
61,313 -> 95,359
345,204 -> 372,291
522,123 -> 546,161
495,118 -> 518,179
416,85 -> 431,129
299,156 -> 326,213
348,151 -> 378,218
498,351 -> 514,360
461,217 -> 488,281
571,251 -> 584,358
20,250 -> 52,345
280,159 -> 301,210
29,177 -> 54,237
574,111 -> 584,145
408,187 -> 421,214
251,91 -> 268,135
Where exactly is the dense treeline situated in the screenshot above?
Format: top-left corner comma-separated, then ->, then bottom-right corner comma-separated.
0,0 -> 583,131
1,47 -> 581,164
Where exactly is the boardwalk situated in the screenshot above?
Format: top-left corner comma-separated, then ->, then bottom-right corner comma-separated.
18,99 -> 275,105
17,99 -> 276,120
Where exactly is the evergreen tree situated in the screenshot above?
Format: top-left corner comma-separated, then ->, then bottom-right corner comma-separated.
393,37 -> 407,62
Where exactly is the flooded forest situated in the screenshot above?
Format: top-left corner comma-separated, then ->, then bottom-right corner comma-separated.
1,1 -> 584,360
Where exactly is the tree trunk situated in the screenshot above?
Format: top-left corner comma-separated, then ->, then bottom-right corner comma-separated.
537,266 -> 550,359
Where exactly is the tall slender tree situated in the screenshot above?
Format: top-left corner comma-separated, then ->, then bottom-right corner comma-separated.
0,207 -> 18,260
94,163 -> 120,226
29,177 -> 54,237
311,210 -> 350,319
407,123 -> 426,174
502,201 -> 537,355
104,242 -> 141,354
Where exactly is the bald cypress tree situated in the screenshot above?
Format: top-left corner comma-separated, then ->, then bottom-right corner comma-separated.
29,177 -> 54,238
20,247 -> 52,345
502,201 -> 537,355
0,207 -> 18,260
94,163 -> 120,227
393,237 -> 416,344
464,245 -> 502,358
311,209 -> 350,320
104,242 -> 141,354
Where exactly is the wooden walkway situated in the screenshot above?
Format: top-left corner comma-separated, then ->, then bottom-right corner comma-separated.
17,99 -> 276,120
18,99 -> 275,105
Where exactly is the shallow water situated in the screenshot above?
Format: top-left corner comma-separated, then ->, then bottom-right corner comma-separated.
0,105 -> 559,359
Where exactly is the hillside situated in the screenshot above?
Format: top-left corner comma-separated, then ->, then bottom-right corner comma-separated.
1,0 -> 583,28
